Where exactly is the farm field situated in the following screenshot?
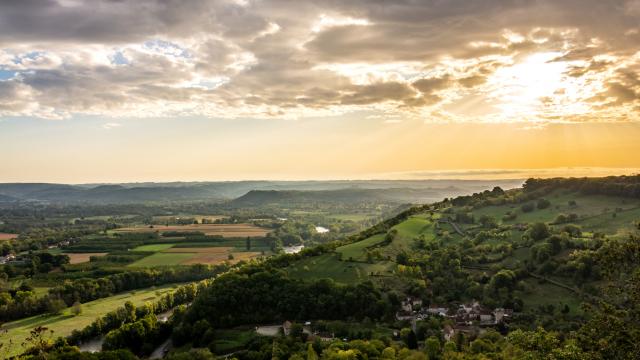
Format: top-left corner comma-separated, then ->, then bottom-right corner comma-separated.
128,246 -> 262,267
0,283 -> 182,358
114,223 -> 270,237
152,214 -> 227,223
132,243 -> 176,252
0,232 -> 18,240
66,252 -> 108,264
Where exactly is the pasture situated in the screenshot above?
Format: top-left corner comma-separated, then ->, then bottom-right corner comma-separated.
132,243 -> 176,252
128,245 -> 262,267
0,284 -> 181,358
470,191 -> 640,227
336,234 -> 386,261
114,223 -> 270,237
286,253 -> 394,284
336,215 -> 434,262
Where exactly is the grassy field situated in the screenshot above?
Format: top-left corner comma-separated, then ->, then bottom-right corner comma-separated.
212,329 -> 256,354
114,223 -> 270,237
336,234 -> 386,261
127,253 -> 195,267
385,215 -> 434,254
515,280 -> 583,314
128,246 -> 262,267
132,243 -> 176,252
336,215 -> 434,262
0,284 -> 182,358
470,191 -> 640,227
286,254 -> 394,284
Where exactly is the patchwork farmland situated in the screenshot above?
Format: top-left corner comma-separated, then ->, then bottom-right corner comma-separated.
114,223 -> 270,237
128,244 -> 262,267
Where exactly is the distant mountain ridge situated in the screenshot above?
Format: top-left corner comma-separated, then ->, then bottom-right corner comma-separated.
0,179 -> 524,205
231,188 -> 457,206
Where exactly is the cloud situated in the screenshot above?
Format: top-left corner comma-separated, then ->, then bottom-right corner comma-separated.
0,0 -> 638,122
102,122 -> 122,129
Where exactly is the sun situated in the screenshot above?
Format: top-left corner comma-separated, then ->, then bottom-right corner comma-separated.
488,52 -> 572,119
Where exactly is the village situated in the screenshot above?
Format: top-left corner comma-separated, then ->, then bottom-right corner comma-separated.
397,297 -> 514,341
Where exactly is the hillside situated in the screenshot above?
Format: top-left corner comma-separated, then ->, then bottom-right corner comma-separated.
163,175 -> 640,359
231,188 -> 465,206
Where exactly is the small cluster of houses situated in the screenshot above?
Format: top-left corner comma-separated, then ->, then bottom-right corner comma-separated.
0,239 -> 74,265
0,254 -> 29,265
397,297 -> 514,340
257,321 -> 336,342
0,253 -> 16,265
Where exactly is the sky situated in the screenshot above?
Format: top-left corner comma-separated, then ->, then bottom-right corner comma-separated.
1,0 -> 640,183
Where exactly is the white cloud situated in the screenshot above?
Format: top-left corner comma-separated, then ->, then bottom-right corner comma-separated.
0,0 -> 638,123
102,122 -> 122,129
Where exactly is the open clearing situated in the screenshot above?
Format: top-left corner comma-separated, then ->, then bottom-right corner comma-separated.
336,215 -> 434,262
132,244 -> 176,252
128,246 -> 261,267
0,233 -> 18,240
286,253 -> 394,284
114,223 -> 270,237
0,284 -> 181,358
164,246 -> 232,254
181,252 -> 260,265
337,234 -> 386,261
65,252 -> 108,264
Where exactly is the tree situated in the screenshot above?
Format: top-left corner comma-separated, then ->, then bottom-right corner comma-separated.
47,298 -> 67,315
479,215 -> 498,229
537,198 -> 551,209
424,336 -> 441,359
396,252 -> 409,265
528,222 -> 550,241
521,203 -> 535,213
307,343 -> 319,360
406,330 -> 418,350
71,301 -> 82,316
22,326 -> 54,357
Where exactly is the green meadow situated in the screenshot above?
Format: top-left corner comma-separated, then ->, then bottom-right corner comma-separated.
0,284 -> 182,358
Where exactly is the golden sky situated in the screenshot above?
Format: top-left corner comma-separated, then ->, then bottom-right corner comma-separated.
1,1 -> 639,182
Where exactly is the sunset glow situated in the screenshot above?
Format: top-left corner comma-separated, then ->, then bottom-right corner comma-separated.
1,1 -> 640,182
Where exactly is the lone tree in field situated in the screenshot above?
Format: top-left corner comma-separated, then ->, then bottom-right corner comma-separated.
71,301 -> 82,316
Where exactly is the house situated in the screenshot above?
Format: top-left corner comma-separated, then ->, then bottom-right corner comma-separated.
493,308 -> 513,324
426,305 -> 448,317
401,297 -> 423,312
443,324 -> 455,341
479,309 -> 494,324
283,321 -> 292,336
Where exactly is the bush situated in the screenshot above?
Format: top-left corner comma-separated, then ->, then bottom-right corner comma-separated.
537,198 -> 551,209
521,203 -> 535,213
528,223 -> 551,241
